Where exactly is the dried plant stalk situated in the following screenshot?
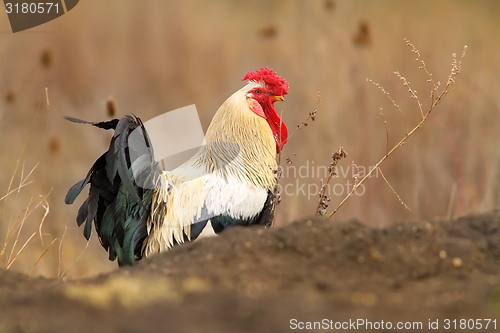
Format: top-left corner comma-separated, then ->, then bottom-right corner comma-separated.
328,41 -> 467,218
316,147 -> 348,216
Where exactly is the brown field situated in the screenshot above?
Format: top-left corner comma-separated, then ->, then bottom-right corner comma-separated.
1,213 -> 500,332
0,0 -> 499,282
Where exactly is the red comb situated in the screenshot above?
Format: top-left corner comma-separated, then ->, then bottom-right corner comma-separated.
242,67 -> 289,96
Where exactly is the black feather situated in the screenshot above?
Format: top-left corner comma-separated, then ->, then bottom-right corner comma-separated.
76,198 -> 88,226
65,154 -> 107,204
255,190 -> 276,227
65,115 -> 159,266
65,179 -> 86,205
64,116 -> 119,130
84,185 -> 99,240
210,190 -> 276,233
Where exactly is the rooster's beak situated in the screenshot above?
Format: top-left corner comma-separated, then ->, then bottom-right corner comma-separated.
273,95 -> 285,102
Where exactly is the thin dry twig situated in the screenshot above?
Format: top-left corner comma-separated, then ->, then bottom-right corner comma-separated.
404,38 -> 440,104
59,237 -> 90,279
288,92 -> 320,140
378,167 -> 411,211
7,197 -> 33,263
275,94 -> 321,223
0,91 -> 51,270
0,163 -> 38,201
30,237 -> 58,274
367,78 -> 409,134
6,232 -> 36,270
0,163 -> 40,264
379,108 -> 390,155
38,192 -> 51,246
0,99 -> 42,256
327,41 -> 467,218
316,147 -> 348,216
3,190 -> 51,269
57,221 -> 71,277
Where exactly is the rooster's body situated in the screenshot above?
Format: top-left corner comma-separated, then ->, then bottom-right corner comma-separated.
65,68 -> 289,265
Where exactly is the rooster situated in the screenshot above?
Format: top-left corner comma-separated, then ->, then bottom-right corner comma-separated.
65,68 -> 289,266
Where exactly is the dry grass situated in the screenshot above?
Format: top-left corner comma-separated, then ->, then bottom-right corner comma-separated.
0,0 -> 498,277
323,40 -> 467,218
0,159 -> 53,271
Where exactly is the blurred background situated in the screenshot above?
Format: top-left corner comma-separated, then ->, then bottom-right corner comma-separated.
0,0 -> 498,278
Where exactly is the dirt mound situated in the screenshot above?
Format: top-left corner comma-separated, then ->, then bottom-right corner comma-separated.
1,212 -> 500,332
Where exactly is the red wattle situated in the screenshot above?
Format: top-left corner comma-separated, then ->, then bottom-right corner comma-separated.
263,101 -> 288,153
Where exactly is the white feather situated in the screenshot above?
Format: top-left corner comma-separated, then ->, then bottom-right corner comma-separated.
143,80 -> 277,257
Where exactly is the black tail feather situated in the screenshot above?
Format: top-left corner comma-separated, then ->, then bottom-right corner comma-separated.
64,116 -> 119,130
65,115 -> 159,266
65,179 -> 87,205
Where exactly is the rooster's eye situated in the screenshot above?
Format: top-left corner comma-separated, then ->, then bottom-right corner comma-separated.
255,89 -> 262,94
